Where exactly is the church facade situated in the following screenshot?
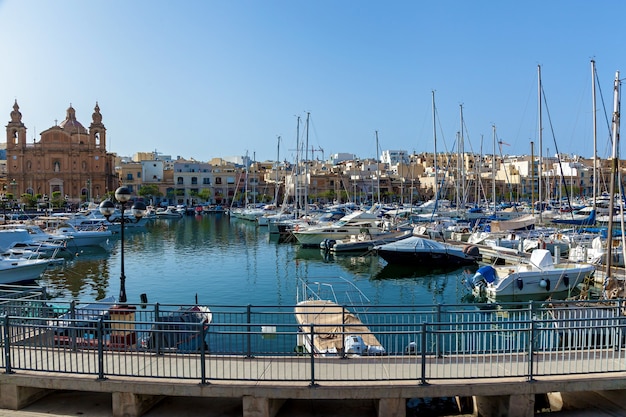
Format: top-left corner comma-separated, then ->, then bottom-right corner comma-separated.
5,101 -> 117,205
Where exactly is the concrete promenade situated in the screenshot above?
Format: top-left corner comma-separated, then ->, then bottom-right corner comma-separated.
0,390 -> 623,417
2,364 -> 626,417
3,302 -> 626,417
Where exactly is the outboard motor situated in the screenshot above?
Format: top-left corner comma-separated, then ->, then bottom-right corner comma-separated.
470,265 -> 497,288
344,335 -> 367,355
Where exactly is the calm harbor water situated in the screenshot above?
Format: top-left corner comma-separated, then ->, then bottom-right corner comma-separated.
39,214 -> 479,307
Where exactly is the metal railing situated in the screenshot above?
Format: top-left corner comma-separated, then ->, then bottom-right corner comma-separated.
1,298 -> 625,385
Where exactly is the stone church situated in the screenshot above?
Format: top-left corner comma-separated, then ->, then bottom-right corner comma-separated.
5,101 -> 116,205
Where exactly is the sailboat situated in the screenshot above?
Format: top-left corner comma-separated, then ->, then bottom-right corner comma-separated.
600,70 -> 626,299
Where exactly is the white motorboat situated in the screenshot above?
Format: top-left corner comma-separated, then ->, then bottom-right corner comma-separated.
569,235 -> 625,267
155,206 -> 183,219
0,256 -> 51,284
468,249 -> 595,301
292,206 -> 391,247
0,228 -> 70,258
48,223 -> 113,250
321,228 -> 413,253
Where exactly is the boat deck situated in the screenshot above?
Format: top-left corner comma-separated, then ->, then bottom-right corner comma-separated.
294,299 -> 384,354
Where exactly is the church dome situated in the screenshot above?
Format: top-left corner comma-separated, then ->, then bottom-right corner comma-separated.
58,105 -> 88,134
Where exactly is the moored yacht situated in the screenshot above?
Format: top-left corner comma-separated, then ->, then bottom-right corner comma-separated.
292,205 -> 390,247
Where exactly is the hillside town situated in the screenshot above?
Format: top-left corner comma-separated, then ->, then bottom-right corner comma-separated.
0,102 -> 619,211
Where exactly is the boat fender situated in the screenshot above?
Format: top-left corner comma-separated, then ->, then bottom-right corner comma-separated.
563,275 -> 569,287
516,278 -> 523,290
463,245 -> 480,259
540,278 -> 551,291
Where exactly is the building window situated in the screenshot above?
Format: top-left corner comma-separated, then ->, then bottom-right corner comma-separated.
126,173 -> 133,180
191,177 -> 198,185
177,177 -> 184,185
215,177 -> 222,184
203,178 -> 211,185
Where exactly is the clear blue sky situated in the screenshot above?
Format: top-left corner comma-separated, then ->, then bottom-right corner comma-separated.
0,0 -> 624,163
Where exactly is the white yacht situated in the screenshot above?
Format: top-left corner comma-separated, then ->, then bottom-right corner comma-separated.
292,205 -> 390,247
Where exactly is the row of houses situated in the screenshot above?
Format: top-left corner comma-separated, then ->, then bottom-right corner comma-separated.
0,102 -> 620,209
119,150 -> 615,209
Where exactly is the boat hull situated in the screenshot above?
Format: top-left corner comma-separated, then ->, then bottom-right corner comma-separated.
375,236 -> 479,267
377,249 -> 478,266
0,258 -> 50,284
469,252 -> 596,301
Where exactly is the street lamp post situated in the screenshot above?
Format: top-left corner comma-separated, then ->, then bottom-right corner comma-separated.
9,179 -> 17,211
43,194 -> 49,216
1,195 -> 7,224
99,186 -> 147,304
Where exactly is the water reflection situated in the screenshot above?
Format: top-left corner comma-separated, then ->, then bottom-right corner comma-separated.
42,247 -> 112,301
374,263 -> 479,280
35,215 -> 483,307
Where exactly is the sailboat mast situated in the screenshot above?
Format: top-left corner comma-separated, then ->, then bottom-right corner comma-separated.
459,104 -> 466,209
375,130 -> 380,204
538,65 -> 543,223
244,150 -> 249,206
295,116 -> 300,218
274,136 -> 281,205
252,151 -> 256,206
530,141 -> 535,212
304,112 -> 310,217
591,59 -> 598,212
605,70 -> 620,280
492,125 -> 497,215
432,91 -> 438,202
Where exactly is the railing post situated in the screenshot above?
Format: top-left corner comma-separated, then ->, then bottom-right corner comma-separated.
341,306 -> 346,358
3,315 -> 13,374
435,303 -> 442,358
199,322 -> 207,385
154,303 -> 161,355
69,300 -> 77,352
527,319 -> 535,382
309,324 -> 317,387
420,322 -> 428,385
97,316 -> 105,380
246,304 -> 253,358
616,300 -> 623,352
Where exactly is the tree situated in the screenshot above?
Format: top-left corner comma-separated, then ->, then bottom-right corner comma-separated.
52,191 -> 63,208
197,188 -> 211,202
138,184 -> 162,204
21,193 -> 37,209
